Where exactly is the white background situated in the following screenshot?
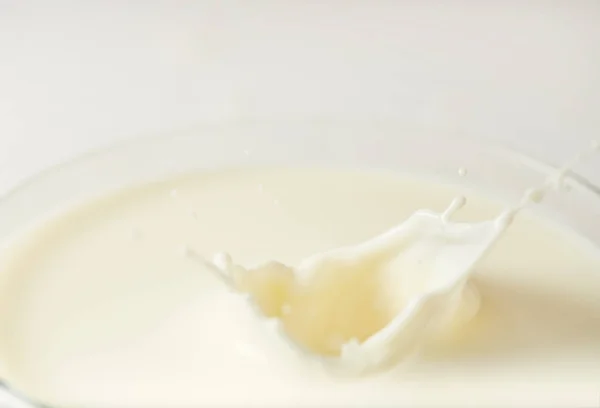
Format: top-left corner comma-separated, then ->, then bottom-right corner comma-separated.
0,2 -> 599,406
0,1 -> 599,189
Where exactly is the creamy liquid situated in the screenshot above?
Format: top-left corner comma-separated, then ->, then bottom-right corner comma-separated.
1,168 -> 600,407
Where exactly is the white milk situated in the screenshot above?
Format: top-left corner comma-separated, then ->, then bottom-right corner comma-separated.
0,168 -> 599,407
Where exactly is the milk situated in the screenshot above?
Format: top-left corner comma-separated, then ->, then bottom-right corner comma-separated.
0,168 -> 599,407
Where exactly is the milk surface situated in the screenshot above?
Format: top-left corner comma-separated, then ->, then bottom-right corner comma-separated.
0,168 -> 599,407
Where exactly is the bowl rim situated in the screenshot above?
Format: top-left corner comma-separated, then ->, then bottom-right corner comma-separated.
1,119 -> 599,206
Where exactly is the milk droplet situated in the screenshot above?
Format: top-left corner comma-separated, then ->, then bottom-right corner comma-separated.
441,196 -> 466,222
458,167 -> 468,177
528,188 -> 545,204
243,149 -> 251,156
170,189 -> 179,198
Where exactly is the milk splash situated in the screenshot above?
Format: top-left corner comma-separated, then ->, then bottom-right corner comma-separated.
185,142 -> 599,374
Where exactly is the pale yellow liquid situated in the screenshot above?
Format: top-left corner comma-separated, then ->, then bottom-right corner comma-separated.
0,168 -> 599,407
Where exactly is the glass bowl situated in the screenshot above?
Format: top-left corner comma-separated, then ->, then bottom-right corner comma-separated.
1,120 -> 599,407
